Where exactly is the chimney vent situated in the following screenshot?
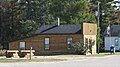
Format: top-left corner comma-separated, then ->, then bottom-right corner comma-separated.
57,17 -> 60,26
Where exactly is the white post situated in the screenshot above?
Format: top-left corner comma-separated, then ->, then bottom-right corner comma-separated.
114,47 -> 115,54
30,47 -> 32,60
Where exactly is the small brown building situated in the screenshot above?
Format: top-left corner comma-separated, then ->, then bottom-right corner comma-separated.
9,23 -> 97,55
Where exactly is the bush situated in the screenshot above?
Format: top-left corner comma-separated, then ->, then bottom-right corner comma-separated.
72,42 -> 88,54
0,50 -> 6,56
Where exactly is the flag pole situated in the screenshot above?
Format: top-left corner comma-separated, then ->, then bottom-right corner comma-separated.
107,24 -> 111,50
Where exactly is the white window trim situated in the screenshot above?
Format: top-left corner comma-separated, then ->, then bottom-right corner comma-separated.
115,38 -> 119,46
19,41 -> 25,50
44,38 -> 50,50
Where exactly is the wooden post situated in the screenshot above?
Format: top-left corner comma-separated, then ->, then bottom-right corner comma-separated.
30,47 -> 32,60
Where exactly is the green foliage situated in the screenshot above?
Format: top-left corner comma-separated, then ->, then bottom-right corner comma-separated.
0,0 -> 96,49
96,26 -> 103,52
0,0 -> 40,47
0,0 -> 24,45
90,0 -> 115,52
19,0 -> 49,25
88,13 -> 96,23
47,0 -> 95,24
72,43 -> 87,54
17,20 -> 39,38
72,41 -> 95,55
0,50 -> 6,56
90,0 -> 115,24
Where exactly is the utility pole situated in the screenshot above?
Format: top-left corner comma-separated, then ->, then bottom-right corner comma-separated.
97,2 -> 100,26
97,2 -> 100,54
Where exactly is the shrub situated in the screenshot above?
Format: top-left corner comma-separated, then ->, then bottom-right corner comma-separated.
72,42 -> 88,54
0,50 -> 6,56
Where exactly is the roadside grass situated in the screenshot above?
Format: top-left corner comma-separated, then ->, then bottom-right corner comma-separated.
86,53 -> 111,57
0,58 -> 67,63
113,52 -> 120,55
0,52 -> 120,63
58,52 -> 120,57
86,52 -> 120,57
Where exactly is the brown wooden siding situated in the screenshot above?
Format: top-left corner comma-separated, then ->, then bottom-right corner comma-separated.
9,34 -> 83,55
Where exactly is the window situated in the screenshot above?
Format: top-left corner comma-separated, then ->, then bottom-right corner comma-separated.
19,42 -> 25,50
115,38 -> 119,46
44,38 -> 50,50
67,38 -> 72,49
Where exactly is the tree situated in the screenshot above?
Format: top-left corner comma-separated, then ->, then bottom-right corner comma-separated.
89,0 -> 115,52
96,26 -> 103,53
110,9 -> 120,24
18,0 -> 49,25
16,20 -> 39,38
47,0 -> 95,24
0,0 -> 39,49
0,0 -> 97,49
18,0 -> 96,25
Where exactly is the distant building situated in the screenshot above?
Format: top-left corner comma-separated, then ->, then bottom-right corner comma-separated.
104,25 -> 120,51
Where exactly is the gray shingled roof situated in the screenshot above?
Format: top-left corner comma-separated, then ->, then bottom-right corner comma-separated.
105,25 -> 120,36
35,24 -> 82,34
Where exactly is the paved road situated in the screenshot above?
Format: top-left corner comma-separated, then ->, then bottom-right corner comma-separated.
0,55 -> 120,67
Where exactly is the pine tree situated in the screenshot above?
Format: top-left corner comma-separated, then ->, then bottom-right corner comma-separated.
0,0 -> 39,49
47,0 -> 95,24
